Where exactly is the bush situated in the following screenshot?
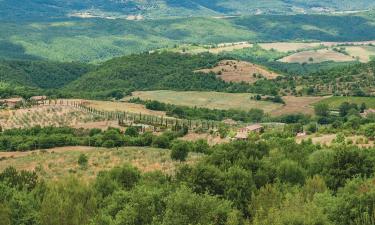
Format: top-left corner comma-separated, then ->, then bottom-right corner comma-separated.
171,141 -> 190,161
78,154 -> 88,167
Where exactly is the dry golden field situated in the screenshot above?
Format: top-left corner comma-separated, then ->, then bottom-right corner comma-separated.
127,90 -> 283,113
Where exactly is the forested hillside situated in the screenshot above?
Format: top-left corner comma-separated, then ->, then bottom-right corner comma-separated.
2,12 -> 375,62
0,60 -> 92,89
63,52 -> 254,98
1,0 -> 374,21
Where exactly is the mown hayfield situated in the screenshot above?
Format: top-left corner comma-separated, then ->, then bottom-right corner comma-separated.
278,49 -> 355,64
197,60 -> 279,83
0,146 -> 201,180
128,90 -> 283,113
317,96 -> 375,109
345,46 -> 375,62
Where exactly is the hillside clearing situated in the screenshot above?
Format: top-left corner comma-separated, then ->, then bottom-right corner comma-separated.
197,60 -> 279,83
278,49 -> 355,64
127,91 -> 282,113
0,146 -> 201,180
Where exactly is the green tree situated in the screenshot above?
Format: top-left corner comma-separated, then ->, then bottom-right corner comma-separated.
277,160 -> 306,185
314,103 -> 330,117
170,141 -> 190,161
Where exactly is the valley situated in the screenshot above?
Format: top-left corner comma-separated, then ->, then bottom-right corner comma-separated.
2,2 -> 375,225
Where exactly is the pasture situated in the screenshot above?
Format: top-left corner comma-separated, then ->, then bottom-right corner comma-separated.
127,90 -> 282,113
317,96 -> 375,110
0,146 -> 201,180
197,60 -> 279,83
278,49 -> 354,64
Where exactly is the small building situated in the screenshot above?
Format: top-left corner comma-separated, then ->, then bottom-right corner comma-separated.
0,97 -> 24,108
30,96 -> 48,104
235,124 -> 263,140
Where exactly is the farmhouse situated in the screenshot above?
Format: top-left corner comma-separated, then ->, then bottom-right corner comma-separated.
235,124 -> 263,140
0,97 -> 24,108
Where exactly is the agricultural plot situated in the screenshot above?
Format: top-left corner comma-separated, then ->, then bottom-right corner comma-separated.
259,40 -> 375,53
259,42 -> 323,52
317,96 -> 375,110
345,46 -> 375,62
127,90 -> 283,113
85,100 -> 166,117
278,49 -> 355,64
271,96 -> 327,116
164,42 -> 253,54
0,105 -> 103,130
0,146 -> 201,180
197,60 -> 279,84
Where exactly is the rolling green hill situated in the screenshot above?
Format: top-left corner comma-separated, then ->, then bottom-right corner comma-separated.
2,12 -> 375,62
1,0 -> 375,21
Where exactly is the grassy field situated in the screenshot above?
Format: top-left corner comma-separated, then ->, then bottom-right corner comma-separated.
0,146 -> 201,180
127,90 -> 282,113
317,96 -> 375,109
345,46 -> 375,62
259,42 -> 323,52
197,60 -> 279,84
278,49 -> 355,64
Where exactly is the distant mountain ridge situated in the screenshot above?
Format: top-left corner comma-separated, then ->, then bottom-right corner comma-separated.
1,0 -> 375,20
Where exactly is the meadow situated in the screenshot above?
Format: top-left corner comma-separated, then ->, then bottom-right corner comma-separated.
127,90 -> 283,113
0,146 -> 201,180
317,96 -> 375,109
